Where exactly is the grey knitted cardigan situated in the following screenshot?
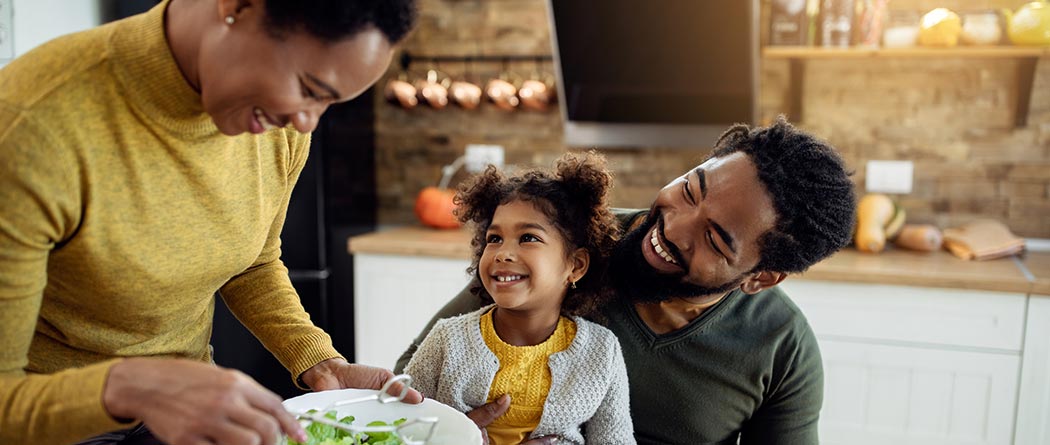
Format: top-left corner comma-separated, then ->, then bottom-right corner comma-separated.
404,306 -> 635,445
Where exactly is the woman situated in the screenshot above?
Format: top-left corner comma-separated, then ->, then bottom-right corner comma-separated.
0,1 -> 419,444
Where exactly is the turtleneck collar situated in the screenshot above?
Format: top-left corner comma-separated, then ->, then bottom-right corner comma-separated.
109,0 -> 218,138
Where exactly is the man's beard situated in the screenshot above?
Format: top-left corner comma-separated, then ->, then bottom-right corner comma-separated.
609,211 -> 744,304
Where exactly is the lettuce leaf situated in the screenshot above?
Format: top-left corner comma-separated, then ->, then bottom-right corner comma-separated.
288,411 -> 405,445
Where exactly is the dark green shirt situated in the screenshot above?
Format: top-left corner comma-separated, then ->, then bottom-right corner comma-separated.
394,210 -> 823,445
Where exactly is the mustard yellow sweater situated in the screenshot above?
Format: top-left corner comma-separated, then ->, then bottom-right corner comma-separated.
0,2 -> 341,443
480,311 -> 576,445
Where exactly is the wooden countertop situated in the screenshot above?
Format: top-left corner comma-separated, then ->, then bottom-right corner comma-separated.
348,226 -> 473,259
348,226 -> 1038,294
1022,251 -> 1050,295
797,246 -> 1031,293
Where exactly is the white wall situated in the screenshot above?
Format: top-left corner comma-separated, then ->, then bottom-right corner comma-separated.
1,0 -> 101,67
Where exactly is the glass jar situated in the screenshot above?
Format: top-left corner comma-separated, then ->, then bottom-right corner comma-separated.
820,0 -> 854,47
770,0 -> 810,45
855,0 -> 890,47
882,10 -> 921,48
960,11 -> 1003,45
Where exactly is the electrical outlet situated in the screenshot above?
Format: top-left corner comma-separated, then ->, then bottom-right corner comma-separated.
865,160 -> 913,194
0,0 -> 12,61
464,144 -> 505,173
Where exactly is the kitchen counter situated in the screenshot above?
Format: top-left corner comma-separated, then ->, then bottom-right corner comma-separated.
348,226 -> 473,259
348,226 -> 1039,294
798,245 -> 1032,293
1022,251 -> 1050,295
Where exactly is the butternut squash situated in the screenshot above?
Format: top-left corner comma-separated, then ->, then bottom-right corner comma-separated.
894,224 -> 943,252
884,205 -> 907,240
855,194 -> 896,253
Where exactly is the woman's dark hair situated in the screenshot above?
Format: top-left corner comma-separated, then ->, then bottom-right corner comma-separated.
263,0 -> 417,44
455,151 -> 619,318
710,115 -> 856,274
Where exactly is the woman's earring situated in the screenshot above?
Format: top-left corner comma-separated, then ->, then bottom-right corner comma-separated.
225,15 -> 236,25
570,281 -> 577,290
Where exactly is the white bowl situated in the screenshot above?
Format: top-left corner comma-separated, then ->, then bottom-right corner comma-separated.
283,388 -> 482,445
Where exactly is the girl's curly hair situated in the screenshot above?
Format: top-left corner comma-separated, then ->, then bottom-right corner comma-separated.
454,151 -> 619,319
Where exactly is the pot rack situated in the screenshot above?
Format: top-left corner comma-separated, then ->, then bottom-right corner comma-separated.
397,52 -> 553,70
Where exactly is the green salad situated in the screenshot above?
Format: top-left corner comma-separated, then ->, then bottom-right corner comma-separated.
288,409 -> 407,445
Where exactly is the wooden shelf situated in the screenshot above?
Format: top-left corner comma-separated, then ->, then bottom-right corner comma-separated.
763,46 -> 1050,59
763,45 -> 1048,127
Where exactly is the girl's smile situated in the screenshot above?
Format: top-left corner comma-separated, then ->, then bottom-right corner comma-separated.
480,200 -> 578,314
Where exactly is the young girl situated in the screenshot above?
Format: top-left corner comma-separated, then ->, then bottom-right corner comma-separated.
405,152 -> 635,445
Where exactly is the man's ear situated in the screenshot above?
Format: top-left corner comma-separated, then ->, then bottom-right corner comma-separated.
739,270 -> 787,295
569,247 -> 590,283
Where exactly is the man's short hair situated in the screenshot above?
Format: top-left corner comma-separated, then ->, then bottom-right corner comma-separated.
710,116 -> 857,274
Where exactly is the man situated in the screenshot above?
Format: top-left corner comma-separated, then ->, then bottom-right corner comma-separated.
396,117 -> 857,445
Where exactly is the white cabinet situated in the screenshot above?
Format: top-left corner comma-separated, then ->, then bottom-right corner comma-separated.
780,280 -> 1027,445
1015,295 -> 1050,445
353,253 -> 471,369
780,281 -> 1026,351
350,252 -> 1044,444
819,340 -> 1020,445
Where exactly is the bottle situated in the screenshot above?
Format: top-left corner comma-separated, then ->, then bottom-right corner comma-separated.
771,0 -> 810,45
854,0 -> 889,47
820,0 -> 855,47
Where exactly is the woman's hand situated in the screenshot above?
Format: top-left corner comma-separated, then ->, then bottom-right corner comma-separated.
466,394 -> 561,445
299,358 -> 423,404
102,358 -> 307,445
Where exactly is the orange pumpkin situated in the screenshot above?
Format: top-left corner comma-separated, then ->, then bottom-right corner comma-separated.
415,187 -> 460,229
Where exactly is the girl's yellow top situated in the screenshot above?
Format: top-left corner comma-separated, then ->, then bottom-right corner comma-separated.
480,309 -> 577,445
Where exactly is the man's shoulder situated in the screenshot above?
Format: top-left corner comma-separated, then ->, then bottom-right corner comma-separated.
747,284 -> 807,320
612,208 -> 646,230
729,285 -> 816,345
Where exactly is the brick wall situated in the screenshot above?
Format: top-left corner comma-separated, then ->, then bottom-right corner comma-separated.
374,0 -> 1050,238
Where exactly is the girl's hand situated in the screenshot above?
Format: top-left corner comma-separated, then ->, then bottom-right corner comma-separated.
466,394 -> 561,444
